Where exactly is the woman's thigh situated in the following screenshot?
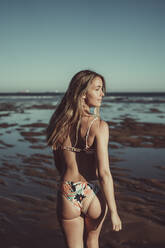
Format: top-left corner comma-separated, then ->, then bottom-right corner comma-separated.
57,194 -> 84,248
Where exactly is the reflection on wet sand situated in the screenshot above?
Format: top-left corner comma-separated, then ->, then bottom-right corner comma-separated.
0,101 -> 165,248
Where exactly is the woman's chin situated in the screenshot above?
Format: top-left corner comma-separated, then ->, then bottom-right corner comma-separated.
96,102 -> 102,107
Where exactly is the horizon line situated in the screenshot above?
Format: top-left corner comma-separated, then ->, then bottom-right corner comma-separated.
0,91 -> 165,94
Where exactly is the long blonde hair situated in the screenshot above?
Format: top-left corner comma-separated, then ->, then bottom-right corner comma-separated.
46,70 -> 106,149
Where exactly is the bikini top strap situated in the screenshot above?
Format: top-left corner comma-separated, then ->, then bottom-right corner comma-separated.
85,116 -> 98,149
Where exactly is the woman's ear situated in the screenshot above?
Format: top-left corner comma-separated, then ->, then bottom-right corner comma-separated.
82,94 -> 86,100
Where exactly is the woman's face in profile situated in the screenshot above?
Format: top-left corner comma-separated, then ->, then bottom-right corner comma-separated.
85,77 -> 104,108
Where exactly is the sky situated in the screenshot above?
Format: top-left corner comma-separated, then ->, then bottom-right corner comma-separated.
1,0 -> 165,92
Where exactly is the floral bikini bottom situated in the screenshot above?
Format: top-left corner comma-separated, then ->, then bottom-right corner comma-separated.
60,181 -> 100,214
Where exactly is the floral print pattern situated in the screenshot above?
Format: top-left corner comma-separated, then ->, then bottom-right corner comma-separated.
61,181 -> 99,212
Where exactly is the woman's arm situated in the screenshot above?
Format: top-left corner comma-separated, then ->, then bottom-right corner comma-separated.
95,120 -> 122,231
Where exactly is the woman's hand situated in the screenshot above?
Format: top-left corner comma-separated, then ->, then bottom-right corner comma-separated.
111,212 -> 122,231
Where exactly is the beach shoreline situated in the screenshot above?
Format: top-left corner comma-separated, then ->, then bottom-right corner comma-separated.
0,98 -> 165,248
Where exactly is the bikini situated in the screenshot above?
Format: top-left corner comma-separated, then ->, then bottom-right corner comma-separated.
61,116 -> 98,154
58,116 -> 100,214
61,180 -> 99,214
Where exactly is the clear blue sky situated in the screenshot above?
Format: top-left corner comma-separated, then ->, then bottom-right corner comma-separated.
1,0 -> 165,92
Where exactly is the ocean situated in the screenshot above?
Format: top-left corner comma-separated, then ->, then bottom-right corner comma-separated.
0,92 -> 165,181
0,92 -> 165,247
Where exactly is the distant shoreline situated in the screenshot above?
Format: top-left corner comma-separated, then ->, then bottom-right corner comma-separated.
0,92 -> 165,97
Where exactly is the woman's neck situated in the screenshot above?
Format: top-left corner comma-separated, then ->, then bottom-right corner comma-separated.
81,106 -> 96,117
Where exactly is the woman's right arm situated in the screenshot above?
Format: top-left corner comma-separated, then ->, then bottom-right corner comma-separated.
95,120 -> 122,231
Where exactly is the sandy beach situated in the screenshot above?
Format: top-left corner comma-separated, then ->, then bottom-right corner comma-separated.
0,96 -> 165,248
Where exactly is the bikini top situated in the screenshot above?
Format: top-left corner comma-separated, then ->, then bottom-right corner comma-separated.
53,116 -> 98,154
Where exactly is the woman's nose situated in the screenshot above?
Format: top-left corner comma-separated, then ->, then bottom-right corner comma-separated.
101,90 -> 104,96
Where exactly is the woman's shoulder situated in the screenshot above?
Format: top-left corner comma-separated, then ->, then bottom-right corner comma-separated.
92,117 -> 109,135
93,118 -> 109,146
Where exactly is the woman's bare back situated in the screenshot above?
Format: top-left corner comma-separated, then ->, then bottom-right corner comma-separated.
53,115 -> 101,182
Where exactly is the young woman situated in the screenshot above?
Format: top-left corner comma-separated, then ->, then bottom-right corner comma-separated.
47,70 -> 122,248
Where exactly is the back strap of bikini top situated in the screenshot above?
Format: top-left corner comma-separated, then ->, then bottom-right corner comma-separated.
85,116 -> 98,149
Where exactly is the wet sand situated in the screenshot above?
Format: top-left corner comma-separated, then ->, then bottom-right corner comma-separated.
0,101 -> 165,248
